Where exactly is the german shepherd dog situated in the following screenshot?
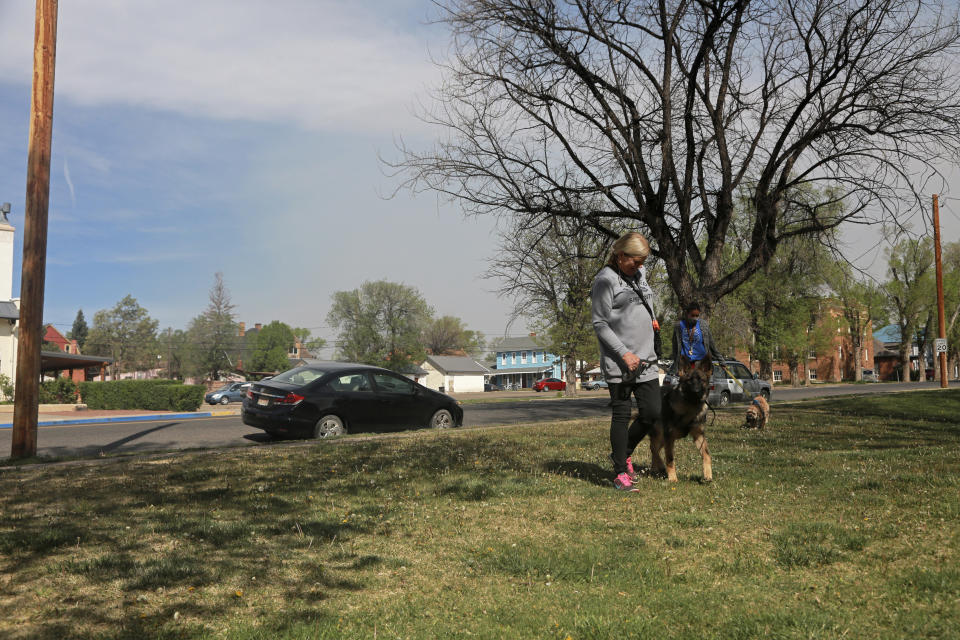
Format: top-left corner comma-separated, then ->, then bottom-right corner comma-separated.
744,395 -> 770,430
650,356 -> 713,482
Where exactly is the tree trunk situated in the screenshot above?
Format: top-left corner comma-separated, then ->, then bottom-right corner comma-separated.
564,355 -> 578,397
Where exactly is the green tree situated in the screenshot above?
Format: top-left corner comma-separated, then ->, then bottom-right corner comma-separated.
158,328 -> 190,380
247,321 -> 296,374
422,316 -> 484,357
186,273 -> 239,381
327,281 -> 432,372
884,236 -> 935,382
942,241 -> 960,379
85,295 -> 160,378
70,309 -> 88,350
733,232 -> 833,383
826,264 -> 888,381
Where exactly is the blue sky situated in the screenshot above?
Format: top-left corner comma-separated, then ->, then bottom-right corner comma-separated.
1,1 -> 957,356
0,0 -> 524,354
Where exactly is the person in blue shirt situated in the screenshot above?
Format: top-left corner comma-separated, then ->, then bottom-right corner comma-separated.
671,301 -> 723,364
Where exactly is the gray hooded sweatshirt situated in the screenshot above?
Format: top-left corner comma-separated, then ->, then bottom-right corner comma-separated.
591,265 -> 659,384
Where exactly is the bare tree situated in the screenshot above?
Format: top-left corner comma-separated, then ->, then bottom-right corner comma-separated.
395,0 -> 960,313
487,217 -> 615,396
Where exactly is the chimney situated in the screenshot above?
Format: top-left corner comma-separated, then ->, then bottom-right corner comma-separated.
529,332 -> 536,337
255,323 -> 262,331
238,321 -> 245,337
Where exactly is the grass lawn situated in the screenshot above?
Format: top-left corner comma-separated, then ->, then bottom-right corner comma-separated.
1,390 -> 958,639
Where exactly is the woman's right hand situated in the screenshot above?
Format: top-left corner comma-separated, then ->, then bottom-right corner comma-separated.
622,351 -> 641,371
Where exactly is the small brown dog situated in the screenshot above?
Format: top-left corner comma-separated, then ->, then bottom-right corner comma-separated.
744,395 -> 770,430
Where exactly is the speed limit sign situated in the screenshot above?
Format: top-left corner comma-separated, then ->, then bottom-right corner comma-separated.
935,338 -> 948,353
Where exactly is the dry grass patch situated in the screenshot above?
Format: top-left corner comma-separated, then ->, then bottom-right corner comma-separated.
0,390 -> 958,639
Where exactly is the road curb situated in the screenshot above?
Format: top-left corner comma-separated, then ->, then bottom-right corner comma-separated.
0,411 -> 221,429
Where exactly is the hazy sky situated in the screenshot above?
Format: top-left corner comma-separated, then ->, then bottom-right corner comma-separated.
0,1 -> 533,354
0,1 -> 957,355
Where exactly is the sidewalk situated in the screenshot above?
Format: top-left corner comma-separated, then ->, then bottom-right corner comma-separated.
0,403 -> 243,428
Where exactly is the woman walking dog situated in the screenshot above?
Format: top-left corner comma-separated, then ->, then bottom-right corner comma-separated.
591,232 -> 662,492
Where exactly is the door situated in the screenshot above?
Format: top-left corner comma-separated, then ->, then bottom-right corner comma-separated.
726,362 -> 755,400
325,372 -> 379,430
370,371 -> 423,429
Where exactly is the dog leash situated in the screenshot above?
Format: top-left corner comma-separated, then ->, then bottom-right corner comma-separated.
718,362 -> 751,397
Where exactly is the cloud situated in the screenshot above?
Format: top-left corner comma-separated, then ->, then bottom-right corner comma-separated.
63,158 -> 76,206
0,1 -> 442,135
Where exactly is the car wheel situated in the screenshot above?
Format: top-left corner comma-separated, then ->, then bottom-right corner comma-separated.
761,389 -> 770,401
314,415 -> 346,439
219,396 -> 230,405
718,391 -> 730,408
430,409 -> 454,429
535,387 -> 542,392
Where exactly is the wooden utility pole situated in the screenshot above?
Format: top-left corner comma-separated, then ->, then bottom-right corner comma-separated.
932,194 -> 948,389
11,0 -> 59,459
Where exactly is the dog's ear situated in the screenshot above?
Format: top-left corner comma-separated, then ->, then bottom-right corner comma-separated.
678,355 -> 693,373
697,358 -> 713,375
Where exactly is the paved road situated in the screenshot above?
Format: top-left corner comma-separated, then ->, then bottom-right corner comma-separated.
0,380 -> 947,461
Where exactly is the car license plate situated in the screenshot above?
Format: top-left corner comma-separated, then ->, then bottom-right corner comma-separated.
257,397 -> 269,407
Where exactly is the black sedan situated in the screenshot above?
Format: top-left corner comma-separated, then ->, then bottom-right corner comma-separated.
241,362 -> 463,439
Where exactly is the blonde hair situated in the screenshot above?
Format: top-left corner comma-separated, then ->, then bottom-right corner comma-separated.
607,232 -> 651,267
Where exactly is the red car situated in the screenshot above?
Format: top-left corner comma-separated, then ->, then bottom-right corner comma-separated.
533,377 -> 566,392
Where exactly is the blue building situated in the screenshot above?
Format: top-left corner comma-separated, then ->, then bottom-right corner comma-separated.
490,336 -> 562,389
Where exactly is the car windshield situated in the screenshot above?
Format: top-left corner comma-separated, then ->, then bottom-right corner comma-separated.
269,367 -> 326,387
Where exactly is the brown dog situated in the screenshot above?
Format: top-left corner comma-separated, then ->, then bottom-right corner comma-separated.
649,356 -> 713,482
744,395 -> 770,430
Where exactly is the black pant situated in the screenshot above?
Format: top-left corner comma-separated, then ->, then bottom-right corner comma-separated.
608,378 -> 662,475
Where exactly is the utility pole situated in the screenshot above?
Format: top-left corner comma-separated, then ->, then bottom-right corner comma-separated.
12,0 -> 59,459
932,194 -> 948,389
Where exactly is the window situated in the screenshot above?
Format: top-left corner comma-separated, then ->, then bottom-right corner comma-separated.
531,351 -> 538,363
511,352 -> 516,364
808,368 -> 818,381
730,363 -> 752,379
521,351 -> 528,364
372,372 -> 415,395
500,353 -> 506,366
327,373 -> 372,392
808,347 -> 817,359
773,370 -> 783,382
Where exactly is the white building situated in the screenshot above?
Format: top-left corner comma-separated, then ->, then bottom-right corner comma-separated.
420,355 -> 490,393
0,210 -> 19,383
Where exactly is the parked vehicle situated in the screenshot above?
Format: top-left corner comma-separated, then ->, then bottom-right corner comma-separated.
241,362 -> 463,439
661,359 -> 771,408
533,377 -> 566,392
861,369 -> 879,382
484,381 -> 504,392
205,382 -> 250,405
582,379 -> 608,390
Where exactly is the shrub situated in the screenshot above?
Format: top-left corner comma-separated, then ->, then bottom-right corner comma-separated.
0,373 -> 13,402
79,379 -> 204,411
38,378 -> 79,404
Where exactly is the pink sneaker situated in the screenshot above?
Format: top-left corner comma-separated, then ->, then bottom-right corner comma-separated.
614,472 -> 639,492
609,453 -> 638,481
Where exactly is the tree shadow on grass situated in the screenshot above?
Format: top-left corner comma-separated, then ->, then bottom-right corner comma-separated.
544,459 -> 611,487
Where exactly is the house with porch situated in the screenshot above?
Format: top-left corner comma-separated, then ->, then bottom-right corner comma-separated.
489,335 -> 563,389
